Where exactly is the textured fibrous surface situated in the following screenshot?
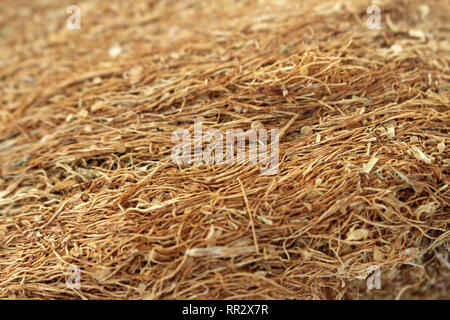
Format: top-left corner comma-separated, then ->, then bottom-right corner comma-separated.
0,0 -> 449,299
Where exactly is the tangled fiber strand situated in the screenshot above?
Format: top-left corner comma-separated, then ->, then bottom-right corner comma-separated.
0,0 -> 449,299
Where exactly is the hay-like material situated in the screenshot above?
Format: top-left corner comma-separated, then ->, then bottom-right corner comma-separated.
0,0 -> 448,299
